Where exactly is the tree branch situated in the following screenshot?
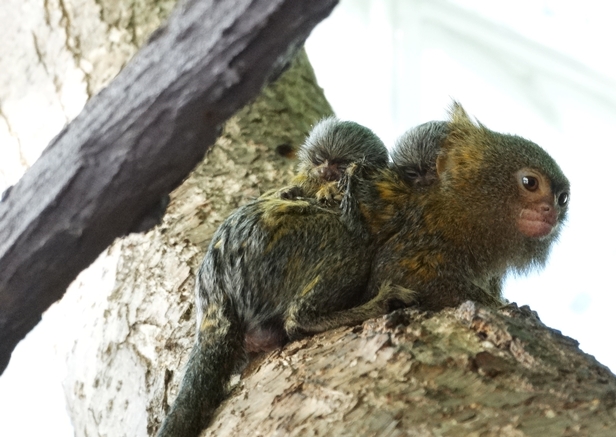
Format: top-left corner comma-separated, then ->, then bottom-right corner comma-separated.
0,0 -> 338,375
203,302 -> 616,436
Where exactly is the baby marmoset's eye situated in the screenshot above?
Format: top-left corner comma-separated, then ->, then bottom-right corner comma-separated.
336,161 -> 348,172
311,154 -> 324,165
405,168 -> 420,179
558,191 -> 569,207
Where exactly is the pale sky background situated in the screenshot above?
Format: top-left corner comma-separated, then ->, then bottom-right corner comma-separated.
1,0 -> 615,435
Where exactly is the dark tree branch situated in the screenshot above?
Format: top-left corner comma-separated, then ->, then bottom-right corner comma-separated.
0,0 -> 338,375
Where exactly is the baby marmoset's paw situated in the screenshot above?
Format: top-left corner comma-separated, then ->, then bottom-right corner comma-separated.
315,181 -> 343,206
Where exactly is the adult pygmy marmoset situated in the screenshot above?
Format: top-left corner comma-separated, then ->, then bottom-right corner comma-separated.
366,102 -> 570,309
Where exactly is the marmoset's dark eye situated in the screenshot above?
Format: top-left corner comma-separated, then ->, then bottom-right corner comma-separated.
558,191 -> 569,207
405,169 -> 420,179
521,176 -> 539,191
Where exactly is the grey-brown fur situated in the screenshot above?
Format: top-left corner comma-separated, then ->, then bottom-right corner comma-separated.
390,120 -> 448,187
272,117 -> 389,206
297,116 -> 389,178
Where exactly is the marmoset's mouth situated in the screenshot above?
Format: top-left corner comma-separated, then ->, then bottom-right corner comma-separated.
518,206 -> 558,238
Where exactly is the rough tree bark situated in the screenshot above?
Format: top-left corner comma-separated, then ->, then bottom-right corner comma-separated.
0,0 -> 338,375
201,303 -> 616,437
